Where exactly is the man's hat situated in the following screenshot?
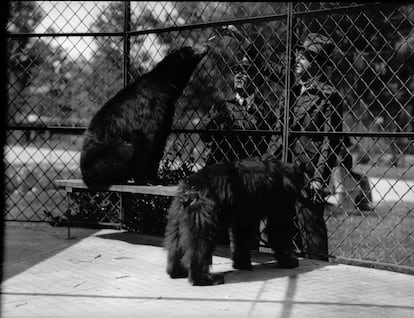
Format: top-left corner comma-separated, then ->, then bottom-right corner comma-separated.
231,56 -> 252,72
297,33 -> 335,66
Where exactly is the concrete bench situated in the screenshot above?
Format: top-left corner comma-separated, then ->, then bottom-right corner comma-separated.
55,179 -> 178,229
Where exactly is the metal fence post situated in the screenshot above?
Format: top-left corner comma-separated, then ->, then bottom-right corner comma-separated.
282,2 -> 293,162
123,1 -> 131,88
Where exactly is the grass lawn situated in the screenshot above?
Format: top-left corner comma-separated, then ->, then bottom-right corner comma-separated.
5,190 -> 67,222
327,201 -> 414,267
356,163 -> 414,180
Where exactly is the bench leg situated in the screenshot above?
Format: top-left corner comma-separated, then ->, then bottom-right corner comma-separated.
119,194 -> 124,230
120,193 -> 134,230
65,193 -> 72,239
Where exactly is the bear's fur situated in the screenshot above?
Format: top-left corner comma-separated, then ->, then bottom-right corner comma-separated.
80,46 -> 208,187
165,158 -> 304,285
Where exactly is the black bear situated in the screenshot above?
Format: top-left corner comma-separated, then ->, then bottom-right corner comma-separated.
80,46 -> 208,187
164,158 -> 304,286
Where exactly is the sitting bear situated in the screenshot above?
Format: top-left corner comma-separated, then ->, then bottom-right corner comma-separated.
164,158 -> 304,285
80,46 -> 208,187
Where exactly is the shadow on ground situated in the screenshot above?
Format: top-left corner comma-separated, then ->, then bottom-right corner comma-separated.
97,231 -> 165,247
222,259 -> 330,285
2,222 -> 100,281
97,230 -> 331,286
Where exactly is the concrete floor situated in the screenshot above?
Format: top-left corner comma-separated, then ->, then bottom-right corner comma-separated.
1,224 -> 414,318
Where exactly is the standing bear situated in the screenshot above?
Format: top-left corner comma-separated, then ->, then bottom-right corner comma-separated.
165,158 -> 304,286
80,46 -> 208,188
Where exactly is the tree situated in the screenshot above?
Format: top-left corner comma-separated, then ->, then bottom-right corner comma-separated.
87,2 -> 288,125
8,1 -> 92,128
7,1 -> 45,123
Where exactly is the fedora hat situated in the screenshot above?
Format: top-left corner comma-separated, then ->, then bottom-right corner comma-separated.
297,33 -> 335,66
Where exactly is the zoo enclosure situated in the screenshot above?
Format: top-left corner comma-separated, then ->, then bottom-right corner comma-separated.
5,2 -> 414,272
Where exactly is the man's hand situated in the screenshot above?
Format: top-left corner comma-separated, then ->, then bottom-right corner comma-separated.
207,25 -> 240,44
308,179 -> 325,204
216,25 -> 251,47
218,25 -> 241,37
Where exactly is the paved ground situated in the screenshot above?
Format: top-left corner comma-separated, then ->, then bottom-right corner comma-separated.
1,222 -> 99,280
1,224 -> 414,318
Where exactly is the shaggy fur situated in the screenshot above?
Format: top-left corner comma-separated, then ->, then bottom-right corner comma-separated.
80,46 -> 208,187
164,158 -> 304,286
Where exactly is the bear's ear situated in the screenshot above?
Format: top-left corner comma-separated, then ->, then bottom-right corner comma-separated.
166,47 -> 178,55
181,190 -> 200,207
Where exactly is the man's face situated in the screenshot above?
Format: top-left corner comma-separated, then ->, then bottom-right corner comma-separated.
233,68 -> 254,97
234,71 -> 248,90
294,50 -> 311,75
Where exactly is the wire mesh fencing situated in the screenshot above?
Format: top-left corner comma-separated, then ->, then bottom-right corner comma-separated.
5,2 -> 414,270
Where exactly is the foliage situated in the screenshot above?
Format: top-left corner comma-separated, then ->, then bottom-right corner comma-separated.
123,158 -> 196,234
123,195 -> 171,235
7,1 -> 95,127
8,1 -> 46,120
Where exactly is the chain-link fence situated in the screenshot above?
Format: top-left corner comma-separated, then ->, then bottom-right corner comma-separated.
5,2 -> 414,271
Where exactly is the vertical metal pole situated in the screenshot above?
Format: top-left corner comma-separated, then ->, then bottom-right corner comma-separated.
282,3 -> 294,162
66,193 -> 72,239
119,193 -> 123,230
123,1 -> 131,88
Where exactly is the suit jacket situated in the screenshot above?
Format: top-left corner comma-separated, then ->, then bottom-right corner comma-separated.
202,95 -> 277,164
289,78 -> 343,184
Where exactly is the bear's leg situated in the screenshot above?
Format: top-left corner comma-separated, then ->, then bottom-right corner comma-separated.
165,199 -> 188,279
267,202 -> 299,269
182,202 -> 224,286
80,142 -> 135,187
167,246 -> 188,279
188,257 -> 224,286
230,223 -> 253,270
186,238 -> 224,285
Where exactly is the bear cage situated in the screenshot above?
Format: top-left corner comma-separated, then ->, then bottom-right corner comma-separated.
5,2 -> 414,273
